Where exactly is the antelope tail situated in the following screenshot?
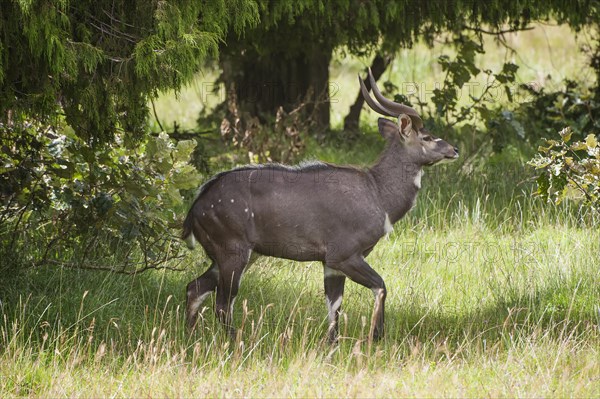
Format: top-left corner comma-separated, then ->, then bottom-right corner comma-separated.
182,211 -> 197,250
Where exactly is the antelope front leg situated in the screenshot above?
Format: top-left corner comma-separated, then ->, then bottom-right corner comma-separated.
323,265 -> 346,343
370,286 -> 386,341
330,255 -> 387,341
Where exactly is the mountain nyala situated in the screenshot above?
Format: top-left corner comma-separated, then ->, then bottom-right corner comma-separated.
182,69 -> 459,342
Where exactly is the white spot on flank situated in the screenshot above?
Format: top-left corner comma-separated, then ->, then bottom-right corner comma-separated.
202,212 -> 206,216
251,212 -> 255,218
218,199 -> 221,203
413,169 -> 423,189
244,208 -> 248,213
383,213 -> 393,236
230,199 -> 235,203
211,204 -> 214,208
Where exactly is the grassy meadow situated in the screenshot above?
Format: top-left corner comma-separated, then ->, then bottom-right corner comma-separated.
1,24 -> 600,397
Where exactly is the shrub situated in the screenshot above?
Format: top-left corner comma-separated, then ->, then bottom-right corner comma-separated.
0,122 -> 202,273
529,127 -> 599,211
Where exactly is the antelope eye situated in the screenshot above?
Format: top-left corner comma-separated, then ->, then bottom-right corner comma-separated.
422,136 -> 433,142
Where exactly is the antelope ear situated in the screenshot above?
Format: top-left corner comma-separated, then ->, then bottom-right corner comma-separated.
377,118 -> 400,141
398,114 -> 413,138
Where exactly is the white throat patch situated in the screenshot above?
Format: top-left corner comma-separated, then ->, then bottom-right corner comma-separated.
383,213 -> 393,236
413,169 -> 424,189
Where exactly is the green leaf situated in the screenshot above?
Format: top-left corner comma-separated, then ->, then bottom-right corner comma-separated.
123,181 -> 149,197
585,134 -> 597,149
171,164 -> 202,189
559,127 -> 572,143
172,140 -> 196,164
164,186 -> 183,206
148,132 -> 173,160
571,142 -> 589,151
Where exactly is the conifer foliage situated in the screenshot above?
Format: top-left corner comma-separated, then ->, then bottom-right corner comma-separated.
0,0 -> 258,143
0,1 -> 259,272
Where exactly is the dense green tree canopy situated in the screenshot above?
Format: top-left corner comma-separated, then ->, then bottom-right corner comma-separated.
0,0 -> 258,144
2,0 -> 599,139
0,0 -> 259,272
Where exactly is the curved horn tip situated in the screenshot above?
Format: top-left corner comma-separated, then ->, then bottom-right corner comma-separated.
368,70 -> 422,121
359,76 -> 396,117
367,68 -> 376,84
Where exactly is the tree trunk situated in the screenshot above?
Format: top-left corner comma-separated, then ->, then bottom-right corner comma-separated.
220,45 -> 332,132
343,54 -> 392,132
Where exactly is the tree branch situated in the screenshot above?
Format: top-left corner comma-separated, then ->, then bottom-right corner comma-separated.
463,25 -> 534,35
150,97 -> 164,132
38,256 -> 188,275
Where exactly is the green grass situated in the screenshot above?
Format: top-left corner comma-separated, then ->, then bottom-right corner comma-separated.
1,154 -> 599,397
2,23 -> 600,397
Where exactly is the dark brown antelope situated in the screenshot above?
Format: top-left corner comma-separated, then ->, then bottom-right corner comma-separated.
182,69 -> 459,342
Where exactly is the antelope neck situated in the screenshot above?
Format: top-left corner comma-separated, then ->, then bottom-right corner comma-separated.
369,140 -> 422,223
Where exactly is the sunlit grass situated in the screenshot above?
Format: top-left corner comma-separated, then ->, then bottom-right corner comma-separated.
1,160 -> 598,396
2,22 -> 599,399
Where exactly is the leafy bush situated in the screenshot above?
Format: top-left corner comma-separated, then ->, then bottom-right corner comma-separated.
529,127 -> 599,211
418,33 -> 526,153
514,80 -> 598,134
0,122 -> 202,273
421,31 -> 600,156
